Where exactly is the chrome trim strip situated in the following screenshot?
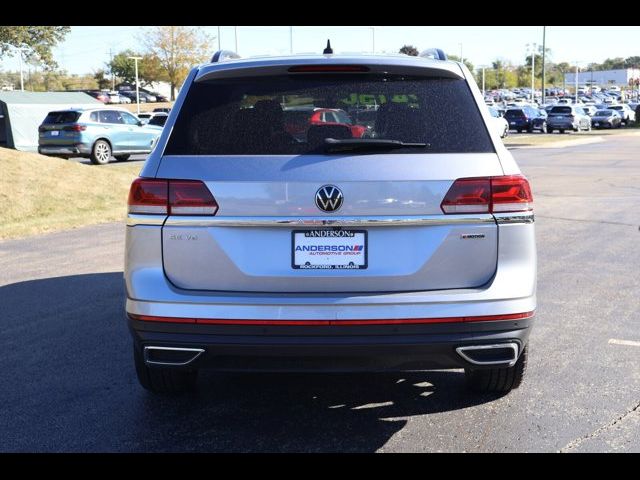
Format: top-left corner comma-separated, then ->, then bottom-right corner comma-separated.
493,212 -> 535,224
163,214 -> 495,228
143,346 -> 205,367
127,214 -> 166,227
456,343 -> 519,367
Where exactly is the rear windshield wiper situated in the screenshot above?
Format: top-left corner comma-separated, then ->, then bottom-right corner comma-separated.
322,138 -> 430,152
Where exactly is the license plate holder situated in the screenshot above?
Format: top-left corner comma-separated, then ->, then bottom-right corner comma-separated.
292,229 -> 368,270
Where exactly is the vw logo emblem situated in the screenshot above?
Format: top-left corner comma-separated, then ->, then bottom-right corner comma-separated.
315,185 -> 343,213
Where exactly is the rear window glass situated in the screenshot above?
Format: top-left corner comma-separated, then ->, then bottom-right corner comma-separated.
504,109 -> 524,118
149,115 -> 167,126
165,74 -> 494,155
43,111 -> 80,124
551,106 -> 572,114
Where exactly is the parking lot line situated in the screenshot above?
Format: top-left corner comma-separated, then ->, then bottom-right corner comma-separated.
608,339 -> 640,347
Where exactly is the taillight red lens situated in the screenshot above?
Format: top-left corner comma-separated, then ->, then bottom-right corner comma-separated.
127,178 -> 168,214
169,180 -> 218,215
441,175 -> 533,214
490,175 -> 533,212
440,178 -> 491,213
127,179 -> 218,215
63,124 -> 87,132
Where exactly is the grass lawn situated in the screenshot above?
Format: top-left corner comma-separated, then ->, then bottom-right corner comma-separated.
0,148 -> 142,240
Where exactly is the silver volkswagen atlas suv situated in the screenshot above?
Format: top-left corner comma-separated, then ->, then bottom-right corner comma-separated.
125,48 -> 537,394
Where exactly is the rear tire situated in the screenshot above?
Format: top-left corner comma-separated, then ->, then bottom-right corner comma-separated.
114,154 -> 130,162
559,129 -> 565,134
540,122 -> 547,133
133,344 -> 198,393
90,139 -> 111,165
465,346 -> 528,393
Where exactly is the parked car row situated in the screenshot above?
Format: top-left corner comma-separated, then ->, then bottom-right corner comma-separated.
490,101 -> 635,135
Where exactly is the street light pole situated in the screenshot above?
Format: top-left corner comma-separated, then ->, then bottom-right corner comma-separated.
482,67 -> 486,96
128,56 -> 142,115
371,27 -> 376,53
290,26 -> 293,54
217,26 -> 221,50
234,26 -> 238,53
575,64 -> 579,104
541,26 -> 546,105
459,43 -> 463,63
529,43 -> 537,103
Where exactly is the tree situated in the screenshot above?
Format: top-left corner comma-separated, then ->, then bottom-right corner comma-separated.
142,26 -> 211,100
0,26 -> 70,69
108,50 -> 164,87
399,45 -> 419,56
93,69 -> 111,90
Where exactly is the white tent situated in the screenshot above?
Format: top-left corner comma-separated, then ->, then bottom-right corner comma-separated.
0,91 -> 101,152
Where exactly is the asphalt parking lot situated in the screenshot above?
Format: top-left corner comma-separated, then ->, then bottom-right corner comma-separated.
1,134 -> 639,452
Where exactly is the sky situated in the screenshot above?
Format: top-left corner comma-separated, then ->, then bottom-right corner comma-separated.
1,26 -> 639,75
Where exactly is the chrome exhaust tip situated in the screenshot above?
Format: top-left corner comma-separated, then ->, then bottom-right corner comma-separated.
456,343 -> 519,367
143,346 -> 205,366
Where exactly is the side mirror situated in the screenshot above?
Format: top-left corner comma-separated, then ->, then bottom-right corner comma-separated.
137,120 -> 144,126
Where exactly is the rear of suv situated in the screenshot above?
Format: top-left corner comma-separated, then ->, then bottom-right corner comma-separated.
547,105 -> 591,133
38,108 -> 161,164
125,49 -> 536,394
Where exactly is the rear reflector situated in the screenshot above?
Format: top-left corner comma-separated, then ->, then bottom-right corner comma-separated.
128,311 -> 534,326
288,65 -> 370,73
441,175 -> 533,214
127,178 -> 218,216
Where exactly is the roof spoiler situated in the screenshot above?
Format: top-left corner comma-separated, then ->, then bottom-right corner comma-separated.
210,50 -> 241,63
419,48 -> 447,61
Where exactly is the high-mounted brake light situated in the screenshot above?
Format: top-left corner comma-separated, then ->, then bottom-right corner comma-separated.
127,178 -> 218,216
288,65 -> 370,73
441,175 -> 533,214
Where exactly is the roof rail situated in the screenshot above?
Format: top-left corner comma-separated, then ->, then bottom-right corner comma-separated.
210,50 -> 241,63
419,48 -> 447,61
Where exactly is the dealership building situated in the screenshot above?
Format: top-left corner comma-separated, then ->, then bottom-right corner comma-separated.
564,68 -> 640,88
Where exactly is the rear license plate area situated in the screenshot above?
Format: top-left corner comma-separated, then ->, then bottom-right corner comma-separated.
292,229 -> 367,270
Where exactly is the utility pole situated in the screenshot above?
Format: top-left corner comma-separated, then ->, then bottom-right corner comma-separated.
217,26 -> 221,50
459,43 -> 463,63
541,26 -> 546,105
128,56 -> 142,115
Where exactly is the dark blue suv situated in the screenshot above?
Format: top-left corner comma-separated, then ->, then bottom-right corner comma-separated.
504,106 -> 547,133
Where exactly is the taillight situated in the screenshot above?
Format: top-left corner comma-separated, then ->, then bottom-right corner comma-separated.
169,180 -> 218,215
63,124 -> 87,132
441,175 -> 533,214
127,178 -> 218,215
440,178 -> 491,213
128,178 -> 168,214
490,175 -> 533,212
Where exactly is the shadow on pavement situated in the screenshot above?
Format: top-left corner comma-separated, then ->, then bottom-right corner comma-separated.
0,273 -> 502,452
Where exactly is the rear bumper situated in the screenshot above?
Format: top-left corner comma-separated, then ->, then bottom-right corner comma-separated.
38,144 -> 90,156
129,315 -> 533,372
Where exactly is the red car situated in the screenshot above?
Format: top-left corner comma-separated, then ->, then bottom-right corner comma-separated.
284,107 -> 368,140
